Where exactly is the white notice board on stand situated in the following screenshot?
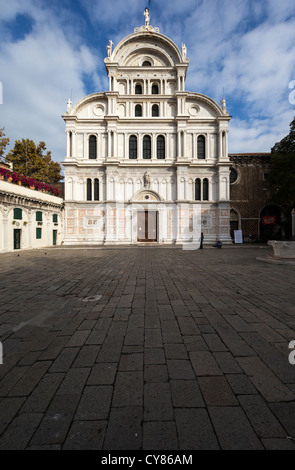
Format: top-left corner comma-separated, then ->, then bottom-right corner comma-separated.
234,230 -> 243,244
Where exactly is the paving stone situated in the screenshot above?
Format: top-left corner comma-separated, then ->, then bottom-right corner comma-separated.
213,351 -> 243,373
0,412 -> 43,450
112,371 -> 143,407
198,376 -> 239,406
238,395 -> 286,438
49,348 -> 79,373
269,403 -> 295,436
119,352 -> 143,371
144,348 -> 165,364
87,363 -> 117,385
21,373 -> 64,412
9,361 -> 52,397
164,343 -> 188,359
0,397 -> 26,435
75,386 -> 113,420
262,438 -> 295,450
96,336 -> 124,362
145,364 -> 168,382
143,421 -> 178,450
30,394 -> 81,446
167,359 -> 195,380
65,330 -> 91,347
63,420 -> 107,450
189,351 -> 222,376
57,367 -> 90,395
226,374 -> 258,395
170,380 -> 205,408
103,407 -> 142,450
203,334 -> 228,351
144,383 -> 173,421
175,408 -> 219,450
209,406 -> 263,450
72,345 -> 99,367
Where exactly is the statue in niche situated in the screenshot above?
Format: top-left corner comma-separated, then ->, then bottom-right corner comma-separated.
144,171 -> 150,188
144,8 -> 150,26
106,40 -> 113,58
181,43 -> 187,59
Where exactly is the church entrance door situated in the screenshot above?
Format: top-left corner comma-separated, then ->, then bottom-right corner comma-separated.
137,211 -> 158,242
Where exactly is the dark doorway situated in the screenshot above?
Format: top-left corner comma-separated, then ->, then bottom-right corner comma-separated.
53,230 -> 57,246
260,205 -> 281,242
137,211 -> 158,242
14,229 -> 21,250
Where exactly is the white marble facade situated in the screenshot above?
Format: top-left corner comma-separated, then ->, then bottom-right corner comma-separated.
62,13 -> 232,246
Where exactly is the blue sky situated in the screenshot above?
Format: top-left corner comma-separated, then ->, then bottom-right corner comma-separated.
0,0 -> 295,168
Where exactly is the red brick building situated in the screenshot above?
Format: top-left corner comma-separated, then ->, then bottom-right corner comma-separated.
229,153 -> 282,242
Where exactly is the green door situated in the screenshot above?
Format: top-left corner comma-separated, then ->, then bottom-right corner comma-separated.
53,230 -> 57,246
14,229 -> 21,250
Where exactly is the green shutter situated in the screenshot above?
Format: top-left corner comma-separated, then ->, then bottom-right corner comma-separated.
36,211 -> 43,221
36,228 -> 42,239
53,214 -> 58,223
14,208 -> 22,220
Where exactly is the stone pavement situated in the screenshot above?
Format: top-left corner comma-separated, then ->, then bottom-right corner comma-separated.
0,245 -> 295,450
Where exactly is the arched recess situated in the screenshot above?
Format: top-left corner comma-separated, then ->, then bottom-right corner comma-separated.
259,204 -> 282,242
230,208 -> 240,240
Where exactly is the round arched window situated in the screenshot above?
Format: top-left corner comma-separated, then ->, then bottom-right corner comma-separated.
142,61 -> 151,66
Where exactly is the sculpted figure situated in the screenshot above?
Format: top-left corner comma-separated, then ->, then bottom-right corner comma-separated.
106,40 -> 113,58
144,8 -> 150,26
181,43 -> 187,59
144,171 -> 150,188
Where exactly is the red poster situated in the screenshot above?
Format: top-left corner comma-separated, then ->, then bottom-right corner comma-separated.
261,216 -> 277,225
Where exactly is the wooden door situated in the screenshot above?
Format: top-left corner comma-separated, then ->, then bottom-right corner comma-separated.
137,211 -> 158,242
14,229 -> 21,250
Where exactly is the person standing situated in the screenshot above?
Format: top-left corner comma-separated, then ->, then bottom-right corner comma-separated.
200,232 -> 204,249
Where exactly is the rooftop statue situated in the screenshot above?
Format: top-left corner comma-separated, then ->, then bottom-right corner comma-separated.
144,8 -> 150,26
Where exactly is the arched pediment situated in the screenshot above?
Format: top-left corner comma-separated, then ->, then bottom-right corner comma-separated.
110,32 -> 183,67
132,189 -> 163,202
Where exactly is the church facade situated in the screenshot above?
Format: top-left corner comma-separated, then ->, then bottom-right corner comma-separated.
62,12 -> 232,247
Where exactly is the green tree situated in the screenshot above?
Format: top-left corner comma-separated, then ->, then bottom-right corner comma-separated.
6,139 -> 63,183
268,117 -> 295,236
0,127 -> 10,160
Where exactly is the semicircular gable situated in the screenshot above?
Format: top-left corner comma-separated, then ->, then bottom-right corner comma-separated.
187,93 -> 224,118
111,32 -> 182,67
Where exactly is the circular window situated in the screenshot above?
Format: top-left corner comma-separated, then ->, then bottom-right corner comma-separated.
230,167 -> 238,184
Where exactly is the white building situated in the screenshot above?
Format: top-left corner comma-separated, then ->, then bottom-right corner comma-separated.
0,179 -> 63,252
62,11 -> 232,246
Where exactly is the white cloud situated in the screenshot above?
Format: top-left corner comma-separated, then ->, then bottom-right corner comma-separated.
0,2 -> 102,166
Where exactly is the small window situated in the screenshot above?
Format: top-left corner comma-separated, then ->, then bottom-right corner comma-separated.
230,168 -> 238,184
263,172 -> 269,182
195,179 -> 201,201
157,136 -> 165,159
87,178 -> 92,201
143,135 -> 151,159
36,211 -> 43,222
14,208 -> 22,220
129,135 -> 137,159
203,178 -> 209,201
89,135 -> 97,159
135,84 -> 142,94
94,179 -> 99,201
197,135 -> 206,159
152,84 -> 159,94
36,228 -> 42,239
135,104 -> 142,117
142,61 -> 151,66
152,104 -> 159,117
53,214 -> 58,223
